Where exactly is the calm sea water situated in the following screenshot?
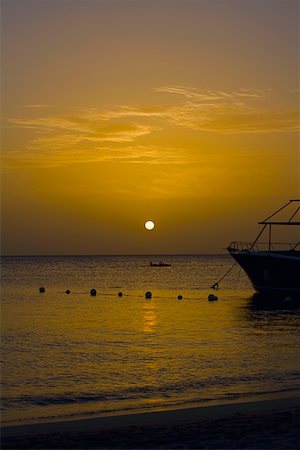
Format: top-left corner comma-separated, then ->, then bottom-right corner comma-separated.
1,255 -> 300,425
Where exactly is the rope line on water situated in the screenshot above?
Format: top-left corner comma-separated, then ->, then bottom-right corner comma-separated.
210,262 -> 237,290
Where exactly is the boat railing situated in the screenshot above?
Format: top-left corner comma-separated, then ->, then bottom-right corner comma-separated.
228,241 -> 258,251
228,241 -> 298,252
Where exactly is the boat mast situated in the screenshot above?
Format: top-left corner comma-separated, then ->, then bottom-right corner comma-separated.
257,200 -> 300,251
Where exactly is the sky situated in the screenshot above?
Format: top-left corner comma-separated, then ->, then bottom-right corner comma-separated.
1,0 -> 299,255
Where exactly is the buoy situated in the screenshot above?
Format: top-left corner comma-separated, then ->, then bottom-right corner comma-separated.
90,288 -> 97,296
66,290 -> 71,294
177,295 -> 183,300
39,287 -> 45,293
118,291 -> 123,297
208,293 -> 218,301
145,291 -> 152,299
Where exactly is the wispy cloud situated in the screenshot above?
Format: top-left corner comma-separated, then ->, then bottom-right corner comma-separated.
24,104 -> 52,109
155,86 -> 299,133
4,86 -> 299,168
9,116 -> 156,142
2,144 -> 185,169
155,86 -> 271,101
9,87 -> 299,138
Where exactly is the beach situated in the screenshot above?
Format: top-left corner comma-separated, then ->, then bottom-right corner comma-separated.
2,396 -> 300,449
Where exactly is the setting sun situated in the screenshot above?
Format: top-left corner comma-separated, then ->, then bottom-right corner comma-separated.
1,0 -> 299,257
145,220 -> 155,231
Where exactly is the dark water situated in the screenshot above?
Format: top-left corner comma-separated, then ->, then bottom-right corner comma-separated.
1,255 -> 300,425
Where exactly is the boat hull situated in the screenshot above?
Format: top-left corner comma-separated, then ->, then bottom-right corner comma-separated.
228,250 -> 300,298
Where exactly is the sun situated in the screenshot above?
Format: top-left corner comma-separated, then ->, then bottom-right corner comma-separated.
145,220 -> 155,230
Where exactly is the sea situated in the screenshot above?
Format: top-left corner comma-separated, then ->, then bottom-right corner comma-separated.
1,254 -> 300,426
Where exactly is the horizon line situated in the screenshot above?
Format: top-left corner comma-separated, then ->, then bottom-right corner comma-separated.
0,252 -> 227,258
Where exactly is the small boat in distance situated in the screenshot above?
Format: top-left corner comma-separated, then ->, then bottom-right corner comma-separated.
227,199 -> 300,299
150,261 -> 171,267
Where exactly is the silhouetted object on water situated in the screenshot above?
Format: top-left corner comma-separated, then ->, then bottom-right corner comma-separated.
66,290 -> 71,294
150,261 -> 171,267
145,291 -> 152,299
39,287 -> 45,293
227,199 -> 300,299
118,292 -> 123,297
208,294 -> 218,301
90,288 -> 97,296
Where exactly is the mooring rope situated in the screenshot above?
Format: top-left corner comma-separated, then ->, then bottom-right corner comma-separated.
210,261 -> 237,290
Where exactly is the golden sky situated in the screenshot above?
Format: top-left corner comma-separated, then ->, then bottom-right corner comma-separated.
1,0 -> 299,255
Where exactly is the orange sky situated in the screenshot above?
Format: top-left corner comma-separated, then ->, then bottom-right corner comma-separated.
1,0 -> 299,255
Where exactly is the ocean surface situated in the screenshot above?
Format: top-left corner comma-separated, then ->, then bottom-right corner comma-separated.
1,255 -> 300,425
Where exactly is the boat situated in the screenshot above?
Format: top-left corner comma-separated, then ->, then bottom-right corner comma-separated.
150,261 -> 171,267
227,200 -> 300,298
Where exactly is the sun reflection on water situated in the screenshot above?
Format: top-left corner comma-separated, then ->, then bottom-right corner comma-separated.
142,301 -> 158,334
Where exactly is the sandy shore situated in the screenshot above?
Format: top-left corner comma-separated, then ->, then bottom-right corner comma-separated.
2,396 -> 300,449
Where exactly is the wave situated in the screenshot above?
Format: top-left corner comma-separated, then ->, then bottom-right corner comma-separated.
3,370 -> 300,410
3,386 -> 300,427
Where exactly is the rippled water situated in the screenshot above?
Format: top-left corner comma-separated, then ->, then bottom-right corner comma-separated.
1,255 -> 300,425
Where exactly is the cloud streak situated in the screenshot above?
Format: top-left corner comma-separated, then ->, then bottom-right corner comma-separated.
155,86 -> 271,100
24,104 -> 52,109
10,86 -> 299,138
4,86 -> 299,167
2,144 -> 185,169
154,86 -> 299,133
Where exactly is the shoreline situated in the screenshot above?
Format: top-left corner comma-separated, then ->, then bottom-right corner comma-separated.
2,395 -> 300,449
3,394 -> 300,434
